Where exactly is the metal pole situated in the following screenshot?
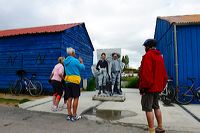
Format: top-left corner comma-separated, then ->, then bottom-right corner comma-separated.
173,24 -> 179,88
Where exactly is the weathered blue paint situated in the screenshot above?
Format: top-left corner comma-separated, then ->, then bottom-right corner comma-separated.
154,18 -> 176,83
0,23 -> 94,92
154,18 -> 200,103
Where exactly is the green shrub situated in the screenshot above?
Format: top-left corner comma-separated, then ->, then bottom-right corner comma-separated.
86,77 -> 96,91
121,76 -> 134,81
125,77 -> 139,88
19,99 -> 31,104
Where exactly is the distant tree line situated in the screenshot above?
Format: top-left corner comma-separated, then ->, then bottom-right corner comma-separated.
122,55 -> 129,68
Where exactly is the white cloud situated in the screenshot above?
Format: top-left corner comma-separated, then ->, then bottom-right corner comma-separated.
0,0 -> 200,68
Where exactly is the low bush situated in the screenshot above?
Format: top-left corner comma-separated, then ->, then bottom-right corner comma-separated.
125,77 -> 139,88
86,77 -> 96,91
121,76 -> 134,81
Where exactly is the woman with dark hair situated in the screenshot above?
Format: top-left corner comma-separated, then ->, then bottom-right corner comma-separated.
96,53 -> 109,95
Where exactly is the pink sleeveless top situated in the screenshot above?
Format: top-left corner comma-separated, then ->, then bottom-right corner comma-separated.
51,63 -> 64,82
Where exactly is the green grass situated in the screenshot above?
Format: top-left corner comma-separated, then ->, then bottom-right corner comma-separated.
19,99 -> 31,104
0,98 -> 31,104
0,98 -> 20,104
124,77 -> 139,88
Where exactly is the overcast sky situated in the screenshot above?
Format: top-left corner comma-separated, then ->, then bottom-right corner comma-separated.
0,0 -> 200,68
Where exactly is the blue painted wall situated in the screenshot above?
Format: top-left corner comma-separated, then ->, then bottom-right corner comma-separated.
154,18 -> 176,85
61,24 -> 94,79
0,23 -> 94,92
176,25 -> 200,88
154,18 -> 200,103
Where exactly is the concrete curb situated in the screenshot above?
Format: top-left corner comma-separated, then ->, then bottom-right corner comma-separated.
18,97 -> 52,109
80,102 -> 103,115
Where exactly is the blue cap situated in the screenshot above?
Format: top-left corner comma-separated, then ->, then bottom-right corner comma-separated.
143,39 -> 157,47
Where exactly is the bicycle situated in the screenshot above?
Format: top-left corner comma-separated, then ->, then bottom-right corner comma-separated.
10,70 -> 43,96
160,79 -> 175,105
175,77 -> 200,105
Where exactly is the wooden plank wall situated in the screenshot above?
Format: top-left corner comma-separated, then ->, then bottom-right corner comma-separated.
0,26 -> 94,92
0,33 -> 62,92
61,24 -> 94,80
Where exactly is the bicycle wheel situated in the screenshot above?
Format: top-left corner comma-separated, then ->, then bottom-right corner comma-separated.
166,85 -> 175,101
161,84 -> 175,105
175,86 -> 194,105
10,80 -> 22,95
28,81 -> 43,96
195,87 -> 200,100
160,94 -> 170,105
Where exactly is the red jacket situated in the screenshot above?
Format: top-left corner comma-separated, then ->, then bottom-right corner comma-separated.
139,49 -> 168,93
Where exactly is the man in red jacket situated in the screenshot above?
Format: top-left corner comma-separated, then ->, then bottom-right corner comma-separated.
139,39 -> 168,133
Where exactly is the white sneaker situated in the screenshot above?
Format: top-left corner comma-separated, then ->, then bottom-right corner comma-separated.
61,104 -> 67,109
51,105 -> 58,112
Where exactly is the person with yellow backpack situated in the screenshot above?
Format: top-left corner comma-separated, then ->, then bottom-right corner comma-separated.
63,47 -> 85,122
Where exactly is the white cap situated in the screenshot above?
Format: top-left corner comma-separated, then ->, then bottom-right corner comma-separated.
66,47 -> 75,55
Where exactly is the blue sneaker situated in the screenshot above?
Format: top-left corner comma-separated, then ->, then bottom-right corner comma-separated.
70,115 -> 82,122
66,115 -> 72,121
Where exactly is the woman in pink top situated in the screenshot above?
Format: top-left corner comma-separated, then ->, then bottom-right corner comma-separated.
50,57 -> 64,111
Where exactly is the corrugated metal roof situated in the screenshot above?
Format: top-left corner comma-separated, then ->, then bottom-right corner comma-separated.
0,23 -> 82,37
158,14 -> 200,25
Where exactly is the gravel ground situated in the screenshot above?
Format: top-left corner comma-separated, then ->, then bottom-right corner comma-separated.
0,106 -> 194,133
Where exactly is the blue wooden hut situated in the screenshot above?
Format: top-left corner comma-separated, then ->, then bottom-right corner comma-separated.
0,23 -> 94,92
154,14 -> 200,103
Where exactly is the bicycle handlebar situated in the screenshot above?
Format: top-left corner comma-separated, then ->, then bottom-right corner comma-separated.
32,74 -> 37,77
16,70 -> 37,78
167,77 -> 196,83
16,70 -> 26,76
167,79 -> 173,82
187,77 -> 196,83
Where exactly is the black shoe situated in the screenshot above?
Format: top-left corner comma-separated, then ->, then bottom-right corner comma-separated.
98,86 -> 102,95
98,91 -> 101,95
102,86 -> 106,94
155,127 -> 165,133
103,91 -> 107,94
117,91 -> 122,95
